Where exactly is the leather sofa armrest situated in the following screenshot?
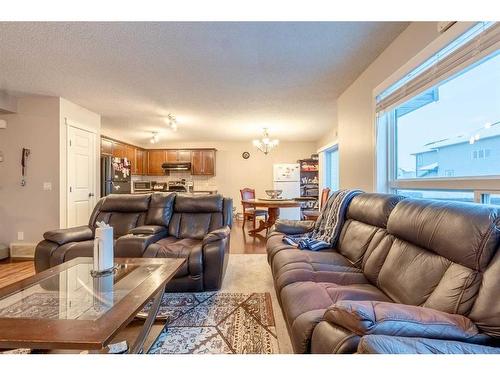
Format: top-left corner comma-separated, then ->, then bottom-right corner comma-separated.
202,226 -> 231,290
324,300 -> 479,341
115,232 -> 166,258
274,219 -> 315,235
43,225 -> 93,245
202,226 -> 231,245
357,335 -> 500,354
129,225 -> 167,236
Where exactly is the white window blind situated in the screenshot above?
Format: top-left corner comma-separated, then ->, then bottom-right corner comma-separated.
376,22 -> 500,114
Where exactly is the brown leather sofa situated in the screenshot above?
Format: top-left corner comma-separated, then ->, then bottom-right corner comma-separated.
35,192 -> 233,292
266,193 -> 500,354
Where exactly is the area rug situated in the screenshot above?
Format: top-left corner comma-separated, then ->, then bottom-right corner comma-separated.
145,292 -> 279,354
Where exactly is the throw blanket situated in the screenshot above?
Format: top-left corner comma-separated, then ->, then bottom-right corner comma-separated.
283,189 -> 363,251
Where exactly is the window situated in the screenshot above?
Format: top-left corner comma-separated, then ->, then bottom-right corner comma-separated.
325,146 -> 339,191
394,52 -> 500,180
396,189 -> 474,203
376,22 -> 500,204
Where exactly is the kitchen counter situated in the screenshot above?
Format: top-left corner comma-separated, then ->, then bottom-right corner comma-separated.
131,190 -> 218,195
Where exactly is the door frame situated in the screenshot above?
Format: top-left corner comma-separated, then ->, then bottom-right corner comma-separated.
65,117 -> 98,228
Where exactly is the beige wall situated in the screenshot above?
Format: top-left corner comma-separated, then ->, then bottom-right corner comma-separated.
134,141 -> 317,213
335,22 -> 440,192
316,102 -> 338,150
0,96 -> 61,246
0,92 -> 17,113
0,96 -> 101,248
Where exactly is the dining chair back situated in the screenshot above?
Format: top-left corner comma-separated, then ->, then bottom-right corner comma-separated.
240,188 -> 268,230
320,187 -> 331,209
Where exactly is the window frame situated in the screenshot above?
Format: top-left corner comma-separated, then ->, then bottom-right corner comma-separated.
324,145 -> 339,191
373,22 -> 500,203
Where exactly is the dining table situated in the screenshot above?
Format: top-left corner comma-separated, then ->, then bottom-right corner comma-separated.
241,198 -> 301,235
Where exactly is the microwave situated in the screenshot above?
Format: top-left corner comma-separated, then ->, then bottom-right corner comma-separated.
133,181 -> 152,192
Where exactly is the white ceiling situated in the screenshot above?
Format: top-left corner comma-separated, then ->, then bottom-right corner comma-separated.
0,22 -> 408,147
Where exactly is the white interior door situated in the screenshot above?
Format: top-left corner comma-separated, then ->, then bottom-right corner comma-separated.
68,125 -> 96,227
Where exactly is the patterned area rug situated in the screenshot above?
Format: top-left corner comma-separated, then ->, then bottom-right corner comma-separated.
145,292 -> 279,354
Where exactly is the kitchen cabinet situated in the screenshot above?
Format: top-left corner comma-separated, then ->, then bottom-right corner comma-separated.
101,136 -> 215,176
112,142 -> 127,158
166,149 -> 191,162
147,150 -> 166,175
191,149 -> 216,176
101,138 -> 113,155
135,148 -> 146,175
125,145 -> 135,166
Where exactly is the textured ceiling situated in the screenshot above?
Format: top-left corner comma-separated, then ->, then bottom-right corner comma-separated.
0,22 -> 408,146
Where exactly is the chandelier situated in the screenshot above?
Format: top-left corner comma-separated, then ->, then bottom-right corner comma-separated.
252,128 -> 279,155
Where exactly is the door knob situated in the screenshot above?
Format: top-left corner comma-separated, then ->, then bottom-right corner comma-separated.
89,193 -> 95,197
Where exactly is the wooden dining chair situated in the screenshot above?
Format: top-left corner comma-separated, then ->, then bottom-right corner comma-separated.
302,187 -> 331,221
240,188 -> 268,230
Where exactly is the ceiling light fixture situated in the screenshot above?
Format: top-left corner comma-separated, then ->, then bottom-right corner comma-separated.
167,114 -> 178,132
252,128 -> 279,155
150,132 -> 159,144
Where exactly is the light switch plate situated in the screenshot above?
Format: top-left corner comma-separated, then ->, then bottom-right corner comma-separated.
43,182 -> 52,191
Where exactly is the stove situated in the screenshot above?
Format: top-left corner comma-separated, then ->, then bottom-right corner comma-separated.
167,180 -> 188,192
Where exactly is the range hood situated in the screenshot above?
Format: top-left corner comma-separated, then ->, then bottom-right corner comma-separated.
161,162 -> 191,172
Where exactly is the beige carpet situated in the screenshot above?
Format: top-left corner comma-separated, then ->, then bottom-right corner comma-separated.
220,254 -> 293,354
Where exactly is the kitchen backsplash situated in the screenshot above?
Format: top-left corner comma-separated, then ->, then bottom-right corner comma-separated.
132,172 -> 217,191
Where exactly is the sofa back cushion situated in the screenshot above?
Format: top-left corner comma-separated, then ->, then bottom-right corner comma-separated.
376,199 -> 500,319
89,194 -> 152,238
387,199 -> 500,271
146,192 -> 176,226
99,194 -> 151,212
168,194 -> 227,240
336,193 -> 403,267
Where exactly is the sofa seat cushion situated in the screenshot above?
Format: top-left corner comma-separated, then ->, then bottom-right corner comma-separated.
271,249 -> 365,293
357,335 -> 500,354
152,237 -> 203,277
271,248 -> 354,277
280,281 -> 391,353
266,232 -> 296,263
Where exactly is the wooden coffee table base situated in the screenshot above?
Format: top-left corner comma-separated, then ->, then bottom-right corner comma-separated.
128,282 -> 166,354
249,207 -> 280,235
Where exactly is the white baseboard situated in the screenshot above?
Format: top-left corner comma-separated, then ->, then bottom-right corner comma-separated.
9,242 -> 36,258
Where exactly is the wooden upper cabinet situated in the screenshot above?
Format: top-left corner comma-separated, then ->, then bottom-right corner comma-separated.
165,150 -> 178,162
125,145 -> 135,168
191,149 -> 216,176
101,136 -> 214,176
135,148 -> 146,175
147,150 -> 166,175
203,150 -> 215,175
165,149 -> 191,162
178,150 -> 191,162
101,138 -> 113,155
112,142 -> 127,158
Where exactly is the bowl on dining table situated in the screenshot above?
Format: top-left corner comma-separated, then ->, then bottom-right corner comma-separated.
265,189 -> 283,199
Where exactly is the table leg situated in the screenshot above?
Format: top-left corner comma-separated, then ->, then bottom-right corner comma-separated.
128,282 -> 165,354
249,207 -> 279,235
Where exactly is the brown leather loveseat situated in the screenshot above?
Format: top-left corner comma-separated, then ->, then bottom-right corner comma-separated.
266,193 -> 500,354
35,192 -> 232,292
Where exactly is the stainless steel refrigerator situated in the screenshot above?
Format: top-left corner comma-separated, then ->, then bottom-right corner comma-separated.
101,156 -> 131,196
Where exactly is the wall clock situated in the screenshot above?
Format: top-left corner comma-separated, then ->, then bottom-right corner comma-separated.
242,151 -> 250,159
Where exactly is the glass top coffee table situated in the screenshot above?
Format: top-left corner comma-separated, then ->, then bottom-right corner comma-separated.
0,257 -> 185,353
